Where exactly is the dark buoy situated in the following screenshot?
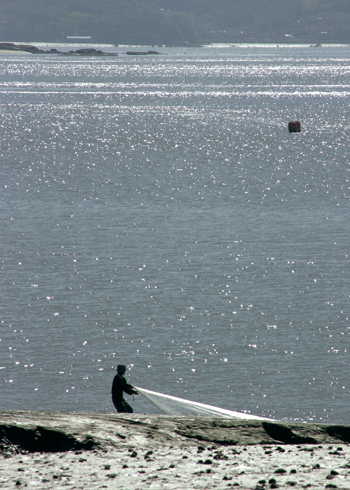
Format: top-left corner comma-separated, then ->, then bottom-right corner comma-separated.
288,121 -> 301,133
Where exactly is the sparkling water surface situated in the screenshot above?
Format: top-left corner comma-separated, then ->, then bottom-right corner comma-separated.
1,46 -> 349,422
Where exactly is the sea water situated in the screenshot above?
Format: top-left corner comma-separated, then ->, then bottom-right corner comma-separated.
1,46 -> 349,423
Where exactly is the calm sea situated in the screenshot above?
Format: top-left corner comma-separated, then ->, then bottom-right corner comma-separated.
1,45 -> 349,423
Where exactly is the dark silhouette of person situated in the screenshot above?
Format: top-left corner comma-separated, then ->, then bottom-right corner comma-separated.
111,364 -> 138,413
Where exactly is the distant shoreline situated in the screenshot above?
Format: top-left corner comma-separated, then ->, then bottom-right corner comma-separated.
0,42 -> 116,56
0,41 -> 349,55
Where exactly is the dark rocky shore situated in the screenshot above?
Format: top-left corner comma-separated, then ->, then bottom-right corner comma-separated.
2,411 -> 350,453
0,411 -> 349,489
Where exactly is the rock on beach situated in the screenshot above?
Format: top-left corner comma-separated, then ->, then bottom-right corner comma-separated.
0,411 -> 349,489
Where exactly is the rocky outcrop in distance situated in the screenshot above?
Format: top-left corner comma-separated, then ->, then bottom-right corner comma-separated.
64,48 -> 116,56
0,43 -> 116,56
126,50 -> 160,55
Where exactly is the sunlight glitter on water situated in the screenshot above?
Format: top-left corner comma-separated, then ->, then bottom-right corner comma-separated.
1,46 -> 349,421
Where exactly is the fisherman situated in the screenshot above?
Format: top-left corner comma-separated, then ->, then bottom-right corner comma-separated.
111,364 -> 138,413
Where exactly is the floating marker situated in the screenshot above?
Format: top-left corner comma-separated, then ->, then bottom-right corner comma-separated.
288,121 -> 301,132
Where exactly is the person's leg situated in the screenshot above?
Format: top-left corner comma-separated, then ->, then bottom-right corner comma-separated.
113,399 -> 133,413
122,400 -> 133,413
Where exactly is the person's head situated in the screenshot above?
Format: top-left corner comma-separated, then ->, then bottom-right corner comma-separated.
117,364 -> 126,375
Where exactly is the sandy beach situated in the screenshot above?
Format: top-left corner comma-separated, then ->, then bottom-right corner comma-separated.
0,411 -> 349,489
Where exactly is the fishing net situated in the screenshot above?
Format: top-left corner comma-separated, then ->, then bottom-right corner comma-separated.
135,386 -> 269,420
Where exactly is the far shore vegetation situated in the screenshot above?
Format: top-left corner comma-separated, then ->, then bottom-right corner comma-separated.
1,0 -> 350,46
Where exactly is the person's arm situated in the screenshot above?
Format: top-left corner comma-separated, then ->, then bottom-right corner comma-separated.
121,377 -> 138,395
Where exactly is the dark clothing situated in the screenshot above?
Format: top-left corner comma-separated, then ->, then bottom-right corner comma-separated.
111,373 -> 137,413
113,399 -> 133,413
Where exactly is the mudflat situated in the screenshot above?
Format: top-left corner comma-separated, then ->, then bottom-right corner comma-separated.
0,411 -> 349,489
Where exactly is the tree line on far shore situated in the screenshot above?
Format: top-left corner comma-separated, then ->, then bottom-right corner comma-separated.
1,0 -> 350,45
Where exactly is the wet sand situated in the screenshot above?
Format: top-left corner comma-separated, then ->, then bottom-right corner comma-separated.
0,411 -> 349,489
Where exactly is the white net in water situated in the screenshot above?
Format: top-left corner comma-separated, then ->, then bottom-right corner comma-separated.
135,386 -> 269,420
